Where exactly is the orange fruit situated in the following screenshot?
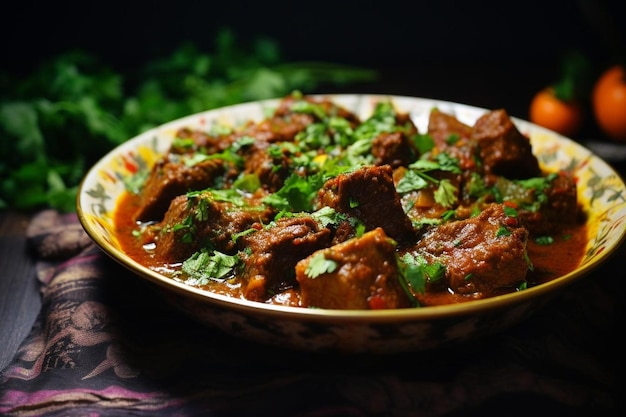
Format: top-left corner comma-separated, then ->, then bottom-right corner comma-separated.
529,87 -> 583,137
592,65 -> 626,142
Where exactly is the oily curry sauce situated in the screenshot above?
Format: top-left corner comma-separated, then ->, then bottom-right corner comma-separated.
113,190 -> 588,307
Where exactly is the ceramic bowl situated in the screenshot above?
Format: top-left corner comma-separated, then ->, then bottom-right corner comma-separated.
77,94 -> 626,353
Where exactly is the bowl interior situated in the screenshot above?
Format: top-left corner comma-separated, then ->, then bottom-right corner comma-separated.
76,94 -> 626,321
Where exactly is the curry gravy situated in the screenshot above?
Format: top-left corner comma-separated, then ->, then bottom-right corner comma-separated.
113,190 -> 588,307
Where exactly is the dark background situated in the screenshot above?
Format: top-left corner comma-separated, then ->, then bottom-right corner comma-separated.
2,0 -> 625,127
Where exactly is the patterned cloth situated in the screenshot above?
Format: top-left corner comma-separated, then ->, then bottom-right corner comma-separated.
0,209 -> 623,416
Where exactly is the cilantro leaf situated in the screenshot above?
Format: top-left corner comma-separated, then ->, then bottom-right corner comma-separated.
305,252 -> 338,278
433,179 -> 458,208
263,172 -> 324,212
182,250 -> 239,285
397,253 -> 446,304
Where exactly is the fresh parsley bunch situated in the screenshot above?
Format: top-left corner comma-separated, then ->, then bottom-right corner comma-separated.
0,29 -> 377,212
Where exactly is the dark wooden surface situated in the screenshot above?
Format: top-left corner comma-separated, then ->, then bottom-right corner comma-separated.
0,210 -> 41,371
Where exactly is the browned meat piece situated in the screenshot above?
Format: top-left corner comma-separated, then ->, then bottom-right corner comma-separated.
329,217 -> 360,245
296,227 -> 412,310
411,203 -> 529,298
273,93 -> 361,127
428,108 -> 473,148
395,111 -> 419,135
242,113 -> 315,143
147,192 -> 274,264
239,216 -> 332,302
516,174 -> 580,235
427,109 -> 481,173
239,140 -> 292,193
372,131 -> 416,168
539,174 -> 580,224
133,157 -> 227,222
471,109 -> 542,179
170,127 -> 236,155
316,165 -> 416,244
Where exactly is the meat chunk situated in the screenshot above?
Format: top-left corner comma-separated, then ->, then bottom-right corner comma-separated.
536,174 -> 579,226
242,113 -> 315,143
316,165 -> 416,243
170,127 -> 236,155
471,109 -> 542,179
134,157 -> 226,222
147,192 -> 273,264
296,227 -> 412,310
371,109 -> 420,167
517,174 -> 580,235
372,131 -> 416,168
490,172 -> 580,236
240,140 -> 291,193
411,203 -> 529,297
273,93 -> 361,127
428,108 -> 473,149
427,109 -> 480,173
239,216 -> 331,301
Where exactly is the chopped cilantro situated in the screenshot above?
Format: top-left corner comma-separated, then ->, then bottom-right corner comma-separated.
396,169 -> 430,193
493,174 -> 558,212
231,227 -> 257,243
446,133 -> 460,145
194,197 -> 210,222
290,100 -> 329,120
534,236 -> 554,245
263,172 -> 324,212
466,172 -> 488,198
171,137 -> 196,150
503,205 -> 519,217
229,135 -> 256,152
433,179 -> 457,208
412,133 -> 435,154
232,173 -> 261,193
524,251 -> 534,272
397,253 -> 445,303
295,122 -> 332,150
354,101 -> 399,139
496,226 -> 511,237
123,169 -> 150,195
182,250 -> 239,284
171,213 -> 196,244
396,155 -> 459,208
311,206 -> 343,228
305,253 -> 338,278
441,210 -> 456,221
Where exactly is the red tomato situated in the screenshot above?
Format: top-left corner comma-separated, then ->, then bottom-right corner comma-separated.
529,87 -> 583,138
592,65 -> 626,142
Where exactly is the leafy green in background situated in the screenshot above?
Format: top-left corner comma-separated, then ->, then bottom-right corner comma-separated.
0,29 -> 377,213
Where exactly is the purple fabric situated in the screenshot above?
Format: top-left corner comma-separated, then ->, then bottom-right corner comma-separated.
0,209 -> 622,416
